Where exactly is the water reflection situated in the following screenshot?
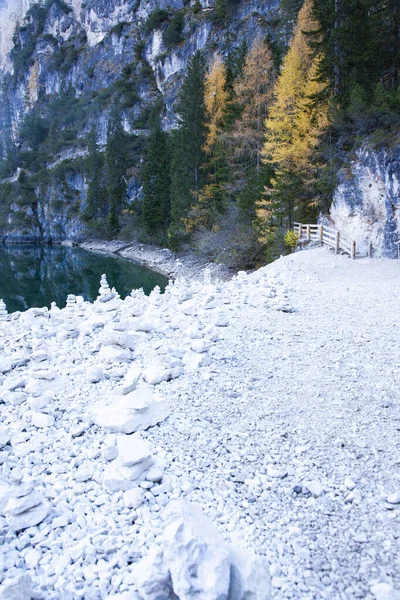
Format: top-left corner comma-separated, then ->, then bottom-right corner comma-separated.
0,244 -> 168,313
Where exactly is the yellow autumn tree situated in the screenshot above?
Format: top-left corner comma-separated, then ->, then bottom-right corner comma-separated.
230,36 -> 275,176
262,0 -> 329,225
185,55 -> 229,232
204,55 -> 229,154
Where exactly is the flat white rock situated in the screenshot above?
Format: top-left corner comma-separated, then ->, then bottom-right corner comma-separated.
31,413 -> 54,428
5,490 -> 44,516
9,503 -> 49,531
371,583 -> 400,600
120,366 -> 142,394
0,574 -> 32,600
117,434 -> 152,467
123,487 -> 145,509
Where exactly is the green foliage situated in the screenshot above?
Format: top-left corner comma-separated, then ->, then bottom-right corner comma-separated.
163,10 -> 185,48
20,114 -> 49,150
192,1 -> 202,15
110,22 -> 129,37
51,43 -> 79,73
83,128 -> 106,222
284,229 -> 299,249
105,113 -> 129,234
134,40 -> 146,60
144,9 -> 170,33
142,114 -> 171,236
169,51 -> 207,240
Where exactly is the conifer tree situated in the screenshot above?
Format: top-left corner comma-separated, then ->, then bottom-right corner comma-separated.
262,0 -> 328,226
225,36 -> 275,223
169,51 -> 207,243
186,55 -> 230,231
83,128 -> 105,222
142,114 -> 171,236
106,113 -> 127,234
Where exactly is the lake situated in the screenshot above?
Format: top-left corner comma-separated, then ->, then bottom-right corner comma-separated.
0,244 -> 168,313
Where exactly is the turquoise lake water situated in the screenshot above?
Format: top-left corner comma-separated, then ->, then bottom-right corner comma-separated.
0,244 -> 168,313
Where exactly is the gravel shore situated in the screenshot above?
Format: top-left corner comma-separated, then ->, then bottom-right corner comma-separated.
0,247 -> 399,600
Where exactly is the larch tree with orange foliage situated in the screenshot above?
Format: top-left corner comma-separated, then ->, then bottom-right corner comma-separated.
186,55 -> 230,232
225,36 -> 275,223
262,0 -> 329,227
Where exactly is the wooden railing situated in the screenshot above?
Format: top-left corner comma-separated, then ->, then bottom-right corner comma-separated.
293,222 -> 358,259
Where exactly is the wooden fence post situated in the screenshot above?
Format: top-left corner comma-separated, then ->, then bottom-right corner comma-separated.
351,241 -> 356,260
335,231 -> 340,254
368,241 -> 373,258
319,225 -> 323,242
306,225 -> 311,240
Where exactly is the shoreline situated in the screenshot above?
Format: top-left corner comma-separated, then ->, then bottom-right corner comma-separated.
78,239 -> 234,281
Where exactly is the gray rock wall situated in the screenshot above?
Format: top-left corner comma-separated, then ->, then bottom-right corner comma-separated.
330,146 -> 400,258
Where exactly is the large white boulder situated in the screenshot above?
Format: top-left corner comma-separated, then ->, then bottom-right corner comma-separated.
163,500 -> 231,600
92,385 -> 169,433
131,501 -> 271,600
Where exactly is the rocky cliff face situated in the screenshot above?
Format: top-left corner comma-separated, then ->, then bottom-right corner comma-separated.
0,0 -> 280,242
330,146 -> 400,258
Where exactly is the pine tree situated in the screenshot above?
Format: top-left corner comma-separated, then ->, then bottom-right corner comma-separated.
311,0 -> 399,106
186,55 -> 230,232
106,113 -> 128,234
83,128 -> 105,222
223,36 -> 275,223
230,36 -> 275,176
169,51 -> 207,243
142,114 -> 171,236
262,0 -> 329,226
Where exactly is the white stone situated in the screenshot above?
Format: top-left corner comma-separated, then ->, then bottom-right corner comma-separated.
214,313 -> 229,327
75,463 -> 95,483
123,488 -> 145,509
31,413 -> 54,428
179,299 -> 197,316
304,480 -> 324,497
163,500 -> 231,599
191,339 -> 212,353
117,435 -> 152,467
92,386 -> 169,434
144,364 -> 183,385
0,426 -> 10,448
120,366 -> 142,394
146,467 -> 163,483
371,583 -> 400,600
24,549 -> 41,570
0,574 -> 32,600
87,366 -> 104,383
387,491 -> 400,504
229,547 -> 271,600
183,351 -> 211,371
9,503 -> 49,531
344,477 -> 356,491
103,464 -> 139,492
117,456 -> 154,481
5,491 -> 44,516
102,331 -> 137,350
98,345 -> 132,363
131,547 -> 172,600
266,465 -> 287,479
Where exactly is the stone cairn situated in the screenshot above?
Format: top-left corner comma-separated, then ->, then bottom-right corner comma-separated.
98,274 -> 111,298
0,299 -> 8,321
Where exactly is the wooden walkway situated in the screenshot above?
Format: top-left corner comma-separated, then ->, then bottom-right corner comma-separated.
293,222 -> 360,259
